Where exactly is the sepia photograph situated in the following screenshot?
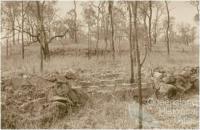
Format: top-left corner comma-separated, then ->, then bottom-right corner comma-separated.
1,0 -> 199,129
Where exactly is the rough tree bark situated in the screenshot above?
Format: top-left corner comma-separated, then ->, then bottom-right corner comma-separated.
148,1 -> 152,51
21,0 -> 24,59
96,3 -> 101,57
128,2 -> 134,83
134,1 -> 143,129
74,0 -> 78,43
165,1 -> 170,55
6,39 -> 9,58
108,1 -> 115,60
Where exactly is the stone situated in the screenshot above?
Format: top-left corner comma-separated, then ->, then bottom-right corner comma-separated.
67,89 -> 79,104
193,79 -> 199,91
162,75 -> 176,84
153,72 -> 163,80
54,83 -> 71,97
180,70 -> 191,78
158,83 -> 177,98
50,96 -> 73,105
65,70 -> 77,80
56,76 -> 68,83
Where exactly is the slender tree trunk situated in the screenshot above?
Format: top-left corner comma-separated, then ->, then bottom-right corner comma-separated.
74,0 -> 78,43
148,1 -> 152,51
40,46 -> 43,72
165,1 -> 170,55
128,2 -> 134,83
153,8 -> 159,45
104,15 -> 109,56
6,39 -> 9,58
109,1 -> 115,60
21,0 -> 24,59
12,20 -> 15,45
96,5 -> 100,57
87,25 -> 90,59
37,1 -> 50,60
134,1 -> 143,129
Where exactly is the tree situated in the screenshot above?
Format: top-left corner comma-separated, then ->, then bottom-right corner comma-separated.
21,0 -> 24,59
133,1 -> 143,128
83,2 -> 96,59
2,2 -> 20,46
190,1 -> 199,22
178,23 -> 196,46
74,0 -> 78,43
165,1 -> 170,55
152,2 -> 163,45
108,1 -> 115,60
128,2 -> 135,83
148,1 -> 152,51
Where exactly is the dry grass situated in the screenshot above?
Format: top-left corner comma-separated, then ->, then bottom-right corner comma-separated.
1,40 -> 199,128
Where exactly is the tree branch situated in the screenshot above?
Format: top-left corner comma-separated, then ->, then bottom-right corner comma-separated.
48,29 -> 68,43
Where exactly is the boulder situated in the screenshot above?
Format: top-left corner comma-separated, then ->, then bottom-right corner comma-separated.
53,83 -> 71,97
193,79 -> 199,91
56,76 -> 68,83
50,96 -> 73,105
65,70 -> 77,80
162,75 -> 176,84
158,83 -> 177,98
153,72 -> 163,80
180,70 -> 191,78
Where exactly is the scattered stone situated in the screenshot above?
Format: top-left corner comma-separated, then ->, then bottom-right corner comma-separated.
65,69 -> 77,80
153,72 -> 163,80
50,96 -> 73,105
158,83 -> 177,98
162,75 -> 176,84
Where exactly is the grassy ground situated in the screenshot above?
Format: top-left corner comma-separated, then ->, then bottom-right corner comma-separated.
1,40 -> 199,128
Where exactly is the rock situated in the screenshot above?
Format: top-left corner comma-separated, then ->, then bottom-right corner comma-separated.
53,83 -> 71,97
153,66 -> 165,73
65,70 -> 77,80
153,72 -> 163,80
56,76 -> 68,83
193,79 -> 199,91
175,75 -> 185,86
50,96 -> 73,105
67,89 -> 79,104
46,101 -> 68,119
73,88 -> 89,105
158,83 -> 177,98
180,70 -> 191,78
162,75 -> 176,84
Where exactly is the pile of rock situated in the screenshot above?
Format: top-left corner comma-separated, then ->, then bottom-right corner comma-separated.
1,71 -> 88,128
152,66 -> 199,98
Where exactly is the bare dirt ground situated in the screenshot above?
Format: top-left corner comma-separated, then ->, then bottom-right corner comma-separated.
1,41 -> 199,129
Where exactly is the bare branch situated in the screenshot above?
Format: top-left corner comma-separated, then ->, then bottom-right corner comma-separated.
48,29 -> 68,43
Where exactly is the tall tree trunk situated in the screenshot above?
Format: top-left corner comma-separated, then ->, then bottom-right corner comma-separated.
96,4 -> 100,57
109,1 -> 115,60
134,1 -> 143,129
74,0 -> 78,43
153,7 -> 159,45
6,39 -> 9,58
36,1 -> 50,60
104,15 -> 109,56
12,20 -> 15,45
87,25 -> 90,59
148,1 -> 152,51
165,1 -> 170,55
128,2 -> 134,83
36,1 -> 46,72
40,45 -> 43,72
21,0 -> 24,59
